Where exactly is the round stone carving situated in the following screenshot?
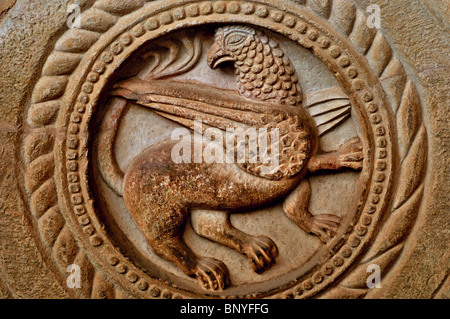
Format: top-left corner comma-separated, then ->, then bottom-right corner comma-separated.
15,0 -> 431,299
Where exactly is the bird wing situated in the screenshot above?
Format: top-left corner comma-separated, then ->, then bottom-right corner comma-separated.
111,78 -> 312,181
111,79 -> 351,180
112,78 -> 276,132
304,86 -> 352,136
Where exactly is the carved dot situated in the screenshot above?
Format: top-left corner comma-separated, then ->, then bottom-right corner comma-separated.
138,280 -> 149,291
367,102 -> 378,113
318,37 -> 330,48
79,94 -> 89,104
367,205 -> 377,214
90,235 -> 103,247
377,160 -> 387,171
271,10 -> 284,22
295,22 -> 307,34
111,42 -> 123,55
353,79 -> 365,90
362,215 -> 372,226
378,137 -> 387,148
376,126 -> 386,136
67,137 -> 78,149
307,30 -> 319,41
72,194 -> 83,205
87,72 -> 99,83
333,257 -> 344,267
82,83 -> 93,94
375,173 -> 386,183
66,150 -> 77,160
69,183 -> 80,194
242,3 -> 255,15
116,264 -> 128,274
362,91 -> 373,102
213,1 -> 226,13
66,161 -> 77,171
102,52 -> 113,64
303,280 -> 313,290
93,62 -> 106,74
373,185 -> 383,194
74,205 -> 85,216
132,24 -> 145,37
378,149 -> 387,159
108,256 -> 119,266
339,57 -> 351,67
186,4 -> 199,17
329,46 -> 341,58
120,34 -> 132,46
160,12 -> 173,25
68,173 -> 79,183
68,125 -> 79,135
68,150 -> 78,159
255,6 -> 269,18
284,292 -> 294,299
313,273 -> 324,284
227,1 -> 240,14
296,287 -> 304,296
284,16 -> 296,28
83,225 -> 95,235
349,236 -> 361,248
372,194 -> 381,203
150,286 -> 161,297
342,247 -> 352,258
126,272 -> 138,283
347,68 -> 358,78
323,264 -> 334,276
162,290 -> 173,299
146,18 -> 159,30
356,225 -> 368,236
173,7 -> 186,20
199,3 -> 213,15
71,113 -> 81,123
76,104 -> 85,113
372,114 -> 382,124
79,215 -> 90,226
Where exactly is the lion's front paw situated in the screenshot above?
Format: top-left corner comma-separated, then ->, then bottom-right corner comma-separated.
195,258 -> 230,291
337,137 -> 364,170
244,236 -> 279,274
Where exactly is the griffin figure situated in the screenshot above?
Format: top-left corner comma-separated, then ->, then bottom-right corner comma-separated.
97,26 -> 364,291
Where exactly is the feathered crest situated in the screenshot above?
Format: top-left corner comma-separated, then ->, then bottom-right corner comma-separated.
137,31 -> 203,80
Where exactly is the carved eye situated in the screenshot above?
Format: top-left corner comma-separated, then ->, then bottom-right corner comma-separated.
225,33 -> 246,47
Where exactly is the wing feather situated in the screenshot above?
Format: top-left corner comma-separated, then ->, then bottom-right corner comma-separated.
304,86 -> 352,136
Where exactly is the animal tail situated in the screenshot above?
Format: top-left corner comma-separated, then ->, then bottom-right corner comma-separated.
97,97 -> 128,196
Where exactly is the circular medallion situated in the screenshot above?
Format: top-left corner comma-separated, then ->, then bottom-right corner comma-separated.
22,0 -> 428,299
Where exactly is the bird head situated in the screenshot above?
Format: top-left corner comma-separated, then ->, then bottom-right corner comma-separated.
207,25 -> 302,106
207,26 -> 256,69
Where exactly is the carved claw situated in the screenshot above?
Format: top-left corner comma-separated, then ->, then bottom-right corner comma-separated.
336,137 -> 364,170
195,258 -> 230,291
309,214 -> 342,243
284,179 -> 342,243
308,137 -> 364,173
243,236 -> 279,274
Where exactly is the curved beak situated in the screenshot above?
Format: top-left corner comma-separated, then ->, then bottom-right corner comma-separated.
207,42 -> 234,69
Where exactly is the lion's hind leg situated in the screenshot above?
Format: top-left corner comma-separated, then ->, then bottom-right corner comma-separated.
127,198 -> 230,291
191,210 -> 278,274
283,179 -> 341,243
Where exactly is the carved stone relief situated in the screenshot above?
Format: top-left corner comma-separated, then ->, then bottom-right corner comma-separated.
0,0 -> 448,299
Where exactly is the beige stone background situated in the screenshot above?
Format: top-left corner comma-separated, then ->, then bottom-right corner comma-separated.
0,0 -> 448,298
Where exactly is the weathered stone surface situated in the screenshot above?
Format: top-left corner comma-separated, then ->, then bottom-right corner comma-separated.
0,0 -> 448,299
